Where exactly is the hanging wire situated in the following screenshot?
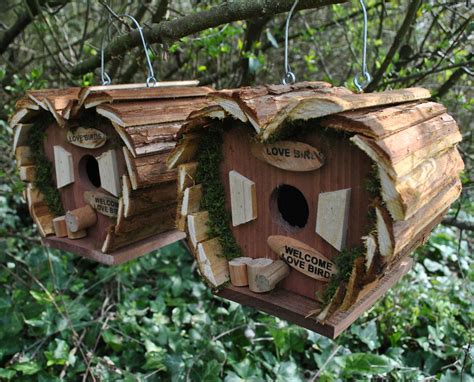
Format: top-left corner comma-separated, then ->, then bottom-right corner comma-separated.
282,0 -> 300,85
100,14 -> 157,87
353,0 -> 372,92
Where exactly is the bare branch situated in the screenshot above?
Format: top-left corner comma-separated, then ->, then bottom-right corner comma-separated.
71,0 -> 346,76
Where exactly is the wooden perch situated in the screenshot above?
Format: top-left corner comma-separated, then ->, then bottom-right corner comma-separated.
52,216 -> 68,238
228,257 -> 254,286
252,260 -> 290,293
65,205 -> 97,233
247,258 -> 273,293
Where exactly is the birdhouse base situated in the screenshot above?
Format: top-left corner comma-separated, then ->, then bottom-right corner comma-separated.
43,230 -> 186,265
216,258 -> 412,339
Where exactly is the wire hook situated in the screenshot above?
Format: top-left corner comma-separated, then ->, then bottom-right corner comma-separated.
353,0 -> 371,92
100,14 -> 157,87
282,0 -> 299,85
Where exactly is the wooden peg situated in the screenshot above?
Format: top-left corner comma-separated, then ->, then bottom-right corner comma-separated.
52,216 -> 68,238
67,228 -> 87,240
247,258 -> 273,293
228,257 -> 253,287
252,260 -> 290,293
65,205 -> 97,233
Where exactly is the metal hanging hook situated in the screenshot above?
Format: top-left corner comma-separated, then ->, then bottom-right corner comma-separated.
282,0 -> 299,85
353,0 -> 372,92
100,14 -> 157,87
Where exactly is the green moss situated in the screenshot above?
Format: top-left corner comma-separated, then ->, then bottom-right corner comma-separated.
364,165 -> 382,198
28,117 -> 64,216
195,125 -> 241,260
322,246 -> 365,305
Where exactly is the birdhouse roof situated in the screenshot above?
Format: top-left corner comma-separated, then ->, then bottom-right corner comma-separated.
175,81 -> 462,227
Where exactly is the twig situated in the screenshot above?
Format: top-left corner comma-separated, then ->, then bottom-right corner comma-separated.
309,344 -> 342,381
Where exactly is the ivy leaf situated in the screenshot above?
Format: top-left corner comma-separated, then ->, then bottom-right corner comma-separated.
12,361 -> 41,376
338,353 -> 397,376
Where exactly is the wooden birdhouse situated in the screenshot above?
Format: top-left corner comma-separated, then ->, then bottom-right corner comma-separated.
171,82 -> 464,338
11,82 -> 213,264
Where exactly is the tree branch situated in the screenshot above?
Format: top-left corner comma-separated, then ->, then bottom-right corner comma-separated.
0,0 -> 68,55
365,0 -> 422,92
442,218 -> 474,232
71,0 -> 346,76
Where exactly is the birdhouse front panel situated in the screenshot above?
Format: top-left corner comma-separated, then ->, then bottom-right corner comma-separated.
218,125 -> 373,301
11,82 -> 214,264
173,82 -> 464,338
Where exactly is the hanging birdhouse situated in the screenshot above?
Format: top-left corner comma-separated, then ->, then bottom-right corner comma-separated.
11,82 -> 213,265
171,82 -> 464,338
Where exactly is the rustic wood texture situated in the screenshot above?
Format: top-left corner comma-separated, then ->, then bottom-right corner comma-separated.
219,125 -> 373,301
229,257 -> 253,286
19,165 -> 36,182
97,150 -> 121,197
42,121 -> 127,251
217,257 -> 412,339
251,140 -> 325,172
229,170 -> 257,226
44,229 -> 186,265
196,238 -> 230,287
320,101 -> 446,138
123,146 -> 177,190
253,260 -> 291,293
65,205 -> 97,232
122,175 -> 177,218
178,162 -> 198,193
315,188 -> 351,251
52,216 -> 68,238
267,235 -> 337,282
15,146 -> 34,167
247,258 -> 273,293
53,145 -> 74,189
187,211 -> 210,248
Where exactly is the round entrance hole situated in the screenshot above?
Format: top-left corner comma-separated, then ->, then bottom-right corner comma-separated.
271,184 -> 309,230
79,155 -> 101,188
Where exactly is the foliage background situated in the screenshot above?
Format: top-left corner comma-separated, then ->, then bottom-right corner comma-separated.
0,0 -> 472,380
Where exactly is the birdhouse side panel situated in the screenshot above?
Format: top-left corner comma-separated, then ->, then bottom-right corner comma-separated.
219,125 -> 373,301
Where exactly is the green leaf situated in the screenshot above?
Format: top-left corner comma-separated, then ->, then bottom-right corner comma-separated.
0,368 -> 16,380
12,361 -> 41,375
338,353 -> 397,376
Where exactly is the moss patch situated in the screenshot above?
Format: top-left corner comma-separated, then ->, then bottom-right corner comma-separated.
322,246 -> 365,305
195,125 -> 241,260
28,117 -> 64,216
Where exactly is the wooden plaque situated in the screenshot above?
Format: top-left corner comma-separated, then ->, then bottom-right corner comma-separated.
66,127 -> 107,149
268,235 -> 336,282
251,141 -> 324,172
84,191 -> 119,218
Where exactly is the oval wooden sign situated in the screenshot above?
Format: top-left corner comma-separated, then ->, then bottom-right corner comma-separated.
251,141 -> 324,172
67,127 -> 107,149
84,191 -> 119,218
267,235 -> 336,282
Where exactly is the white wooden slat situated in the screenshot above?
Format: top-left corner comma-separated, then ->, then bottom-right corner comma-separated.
53,145 -> 74,189
315,188 -> 351,251
229,170 -> 257,226
97,150 -> 121,197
